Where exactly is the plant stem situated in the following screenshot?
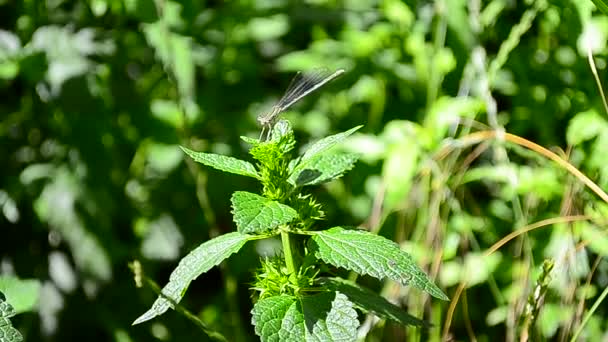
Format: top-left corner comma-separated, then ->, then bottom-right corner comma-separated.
281,230 -> 297,274
571,283 -> 608,342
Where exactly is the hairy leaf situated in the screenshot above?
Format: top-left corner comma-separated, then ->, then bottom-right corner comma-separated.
318,277 -> 426,327
231,191 -> 298,234
180,146 -> 260,179
251,292 -> 358,342
300,126 -> 363,163
0,292 -> 23,342
289,152 -> 359,187
133,232 -> 252,325
309,227 -> 448,300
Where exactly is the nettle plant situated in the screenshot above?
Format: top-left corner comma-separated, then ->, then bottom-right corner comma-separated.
133,120 -> 448,340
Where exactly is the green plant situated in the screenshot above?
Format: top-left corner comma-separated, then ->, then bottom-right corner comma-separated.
0,276 -> 40,342
132,120 -> 448,340
0,292 -> 23,342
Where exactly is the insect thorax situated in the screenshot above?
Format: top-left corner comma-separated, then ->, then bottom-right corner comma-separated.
257,106 -> 280,126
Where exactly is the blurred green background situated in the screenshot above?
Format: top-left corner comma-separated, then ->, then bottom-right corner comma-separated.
2,0 -> 608,341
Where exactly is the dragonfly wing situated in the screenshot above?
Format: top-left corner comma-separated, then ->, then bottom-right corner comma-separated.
276,67 -> 335,110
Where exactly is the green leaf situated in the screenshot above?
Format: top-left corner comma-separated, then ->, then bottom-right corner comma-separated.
248,15 -> 289,41
318,277 -> 426,327
299,291 -> 358,341
150,99 -> 183,128
33,167 -> 112,281
29,26 -> 114,95
445,0 -> 474,49
289,152 -> 359,187
578,221 -> 608,257
251,292 -> 359,342
339,133 -> 386,164
382,138 -> 420,211
0,277 -> 40,314
299,126 -> 363,163
440,255 -> 502,290
566,110 -> 607,146
147,143 -> 184,174
143,17 -> 195,103
180,146 -> 260,179
133,232 -> 252,325
241,135 -> 260,146
462,165 -> 563,201
231,192 -> 298,234
0,292 -> 23,342
252,296 -> 305,341
309,227 -> 448,301
423,97 -> 484,145
271,120 -> 296,154
138,214 -> 184,261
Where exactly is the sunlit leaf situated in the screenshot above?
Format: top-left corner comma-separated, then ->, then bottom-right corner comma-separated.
231,191 -> 297,234
289,152 -> 359,187
251,292 -> 359,342
0,292 -> 23,342
133,232 -> 252,325
181,147 -> 260,179
319,277 -> 426,327
0,277 -> 40,314
309,227 -> 448,300
300,126 -> 363,163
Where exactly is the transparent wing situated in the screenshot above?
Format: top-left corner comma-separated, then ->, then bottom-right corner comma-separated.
256,67 -> 345,141
276,68 -> 344,111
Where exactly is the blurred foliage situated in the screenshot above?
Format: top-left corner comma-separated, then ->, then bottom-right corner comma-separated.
1,0 -> 608,341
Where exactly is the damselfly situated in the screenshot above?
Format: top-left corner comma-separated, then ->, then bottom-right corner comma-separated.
258,68 -> 345,140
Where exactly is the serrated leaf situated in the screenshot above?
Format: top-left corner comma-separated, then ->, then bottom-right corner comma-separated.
231,191 -> 298,234
180,146 -> 260,179
133,232 -> 252,325
251,296 -> 305,341
309,227 -> 448,301
300,126 -> 363,163
251,292 -> 359,342
289,153 -> 359,187
270,120 -> 297,154
300,291 -> 359,341
0,276 -> 41,314
318,277 -> 426,327
0,292 -> 23,342
270,120 -> 294,143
